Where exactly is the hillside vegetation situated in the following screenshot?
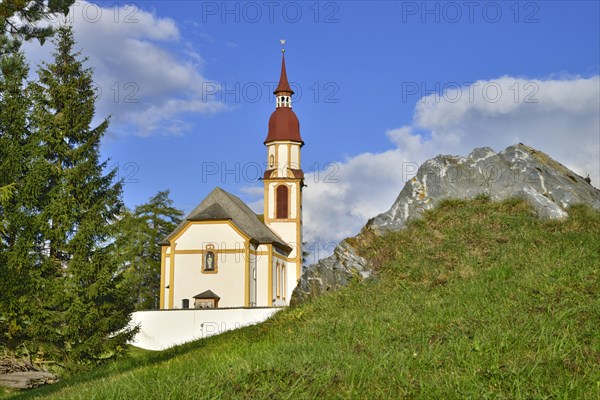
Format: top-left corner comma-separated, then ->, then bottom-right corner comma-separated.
4,198 -> 599,399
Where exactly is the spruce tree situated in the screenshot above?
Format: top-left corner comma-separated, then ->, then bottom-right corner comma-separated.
28,25 -> 136,364
116,191 -> 183,310
0,0 -> 75,44
0,40 -> 37,350
1,1 -> 75,205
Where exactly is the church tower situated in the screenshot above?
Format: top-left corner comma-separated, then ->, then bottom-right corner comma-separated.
263,46 -> 304,285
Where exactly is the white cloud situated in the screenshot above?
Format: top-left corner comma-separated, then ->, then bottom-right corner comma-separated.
302,76 -> 600,251
21,1 -> 224,136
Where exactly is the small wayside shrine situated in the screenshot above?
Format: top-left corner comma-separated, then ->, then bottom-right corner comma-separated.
159,45 -> 304,309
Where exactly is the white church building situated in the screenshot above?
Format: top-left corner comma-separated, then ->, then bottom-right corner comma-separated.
158,49 -> 304,310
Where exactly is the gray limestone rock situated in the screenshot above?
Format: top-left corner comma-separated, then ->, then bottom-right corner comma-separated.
290,240 -> 369,306
368,143 -> 598,233
290,143 -> 599,305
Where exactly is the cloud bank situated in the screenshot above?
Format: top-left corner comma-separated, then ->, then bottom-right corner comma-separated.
21,1 -> 224,136
302,76 -> 600,256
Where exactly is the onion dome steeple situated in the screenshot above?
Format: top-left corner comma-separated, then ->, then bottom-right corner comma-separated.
265,42 -> 303,145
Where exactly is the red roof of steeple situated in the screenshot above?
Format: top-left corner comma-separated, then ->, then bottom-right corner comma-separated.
265,107 -> 303,145
274,53 -> 294,94
265,51 -> 303,145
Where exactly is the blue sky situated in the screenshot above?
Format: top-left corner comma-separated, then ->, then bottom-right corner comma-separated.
22,1 -> 600,261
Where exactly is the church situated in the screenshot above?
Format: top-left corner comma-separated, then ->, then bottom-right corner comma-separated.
159,49 -> 304,309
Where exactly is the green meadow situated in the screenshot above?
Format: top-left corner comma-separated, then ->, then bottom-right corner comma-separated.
4,198 -> 599,399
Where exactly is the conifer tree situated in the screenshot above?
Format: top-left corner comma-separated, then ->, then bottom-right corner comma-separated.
1,1 -> 74,205
0,0 -> 75,44
28,25 -> 136,364
0,42 -> 37,350
116,191 -> 183,310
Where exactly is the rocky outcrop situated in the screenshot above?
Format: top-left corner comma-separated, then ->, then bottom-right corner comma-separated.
290,240 -> 370,306
368,143 -> 599,232
290,144 -> 599,305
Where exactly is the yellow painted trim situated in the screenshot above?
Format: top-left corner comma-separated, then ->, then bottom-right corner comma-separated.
160,246 -> 166,309
264,181 -> 270,221
168,243 -> 177,309
244,240 -> 250,306
174,249 -> 245,255
272,251 -> 289,261
263,217 -> 299,223
263,137 -> 304,286
263,253 -> 294,263
267,140 -> 301,145
297,180 -> 303,279
249,250 -> 269,256
263,177 -> 301,222
263,177 -> 302,183
283,264 -> 287,300
174,249 -> 202,255
267,244 -> 273,307
275,143 -> 280,174
219,249 -> 246,254
276,262 -> 281,298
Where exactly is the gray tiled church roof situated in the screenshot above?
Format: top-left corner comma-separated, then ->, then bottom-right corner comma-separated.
160,187 -> 291,252
189,203 -> 231,221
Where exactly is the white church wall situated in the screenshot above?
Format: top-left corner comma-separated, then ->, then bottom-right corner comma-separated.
174,252 -> 246,308
266,185 -> 275,219
255,252 -> 270,307
277,144 -> 287,176
271,257 -> 289,307
174,222 -> 246,250
129,308 -> 281,351
285,262 -> 298,305
268,146 -> 276,168
268,222 -> 298,258
290,144 -> 300,168
271,256 -> 278,305
167,222 -> 248,308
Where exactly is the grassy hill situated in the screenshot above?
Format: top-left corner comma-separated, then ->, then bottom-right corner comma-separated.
4,198 -> 599,399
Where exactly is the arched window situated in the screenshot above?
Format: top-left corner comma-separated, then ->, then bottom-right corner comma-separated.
270,154 -> 274,168
282,265 -> 286,299
276,262 -> 281,298
276,185 -> 288,219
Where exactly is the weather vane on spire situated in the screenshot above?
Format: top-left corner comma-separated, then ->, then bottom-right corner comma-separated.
280,39 -> 286,53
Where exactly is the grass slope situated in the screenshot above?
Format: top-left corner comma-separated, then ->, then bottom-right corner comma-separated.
4,198 -> 599,399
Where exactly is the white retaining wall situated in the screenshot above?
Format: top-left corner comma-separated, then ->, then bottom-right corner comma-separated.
129,308 -> 281,350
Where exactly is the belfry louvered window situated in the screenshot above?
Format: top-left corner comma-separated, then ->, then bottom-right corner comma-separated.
276,185 -> 288,219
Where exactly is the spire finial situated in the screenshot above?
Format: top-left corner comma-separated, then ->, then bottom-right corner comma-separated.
274,41 -> 294,97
